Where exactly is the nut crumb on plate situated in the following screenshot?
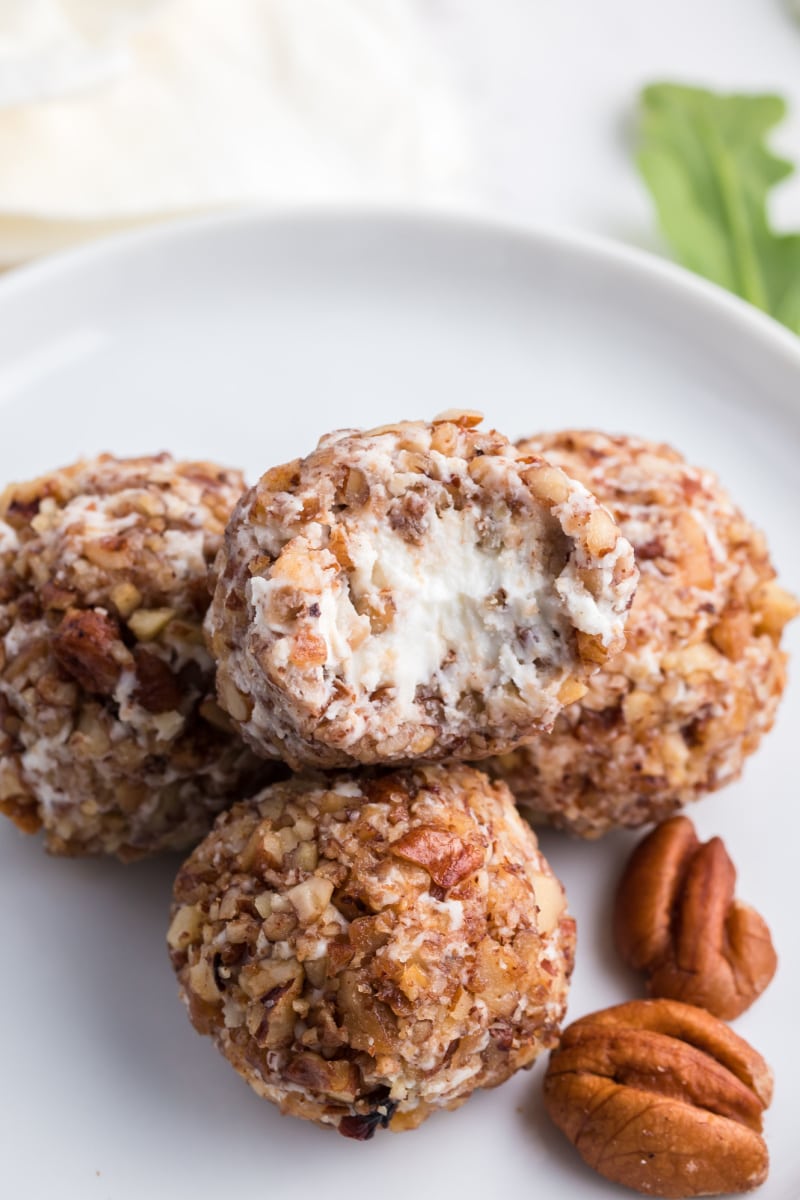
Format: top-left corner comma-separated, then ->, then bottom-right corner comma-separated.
169,763 -> 576,1136
486,431 -> 798,837
206,414 -> 637,769
0,454 -> 272,859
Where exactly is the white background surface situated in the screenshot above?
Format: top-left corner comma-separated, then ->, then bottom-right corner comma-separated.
3,1 -> 800,266
424,0 -> 800,245
0,213 -> 798,1199
3,5 -> 800,1197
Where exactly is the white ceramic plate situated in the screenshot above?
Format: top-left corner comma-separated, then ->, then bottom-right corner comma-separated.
1,212 -> 798,1200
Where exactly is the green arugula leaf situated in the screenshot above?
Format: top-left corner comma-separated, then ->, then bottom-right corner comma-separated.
637,83 -> 800,333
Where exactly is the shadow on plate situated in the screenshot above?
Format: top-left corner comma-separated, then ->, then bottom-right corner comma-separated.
516,1064 -> 624,1198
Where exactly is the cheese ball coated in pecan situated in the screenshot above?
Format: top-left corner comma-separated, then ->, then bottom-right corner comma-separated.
206,413 -> 638,769
486,431 -> 798,837
0,454 -> 272,859
169,764 -> 576,1137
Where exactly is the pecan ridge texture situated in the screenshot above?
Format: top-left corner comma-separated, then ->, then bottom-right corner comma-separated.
543,999 -> 772,1198
614,816 -> 777,1019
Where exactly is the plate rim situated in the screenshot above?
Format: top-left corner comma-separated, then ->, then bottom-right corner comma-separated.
1,204 -> 800,376
1,205 -> 798,1199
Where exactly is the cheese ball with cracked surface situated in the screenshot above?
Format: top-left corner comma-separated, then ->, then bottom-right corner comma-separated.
486,431 -> 798,837
0,454 -> 272,859
206,413 -> 638,769
169,764 -> 576,1137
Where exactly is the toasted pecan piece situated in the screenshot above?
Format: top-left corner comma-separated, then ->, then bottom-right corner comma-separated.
614,816 -> 777,1019
390,826 -> 485,890
52,608 -> 131,696
543,999 -> 772,1197
132,648 -> 182,714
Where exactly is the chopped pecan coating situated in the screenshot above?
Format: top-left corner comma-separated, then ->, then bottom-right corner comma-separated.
614,816 -> 777,1019
52,608 -> 129,696
169,764 -> 575,1136
487,430 -> 797,836
544,999 -> 772,1197
0,454 -> 270,858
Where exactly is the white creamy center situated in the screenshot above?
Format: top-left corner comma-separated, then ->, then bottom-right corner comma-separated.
315,509 -> 564,711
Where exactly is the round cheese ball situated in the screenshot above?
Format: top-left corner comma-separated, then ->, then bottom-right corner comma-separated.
0,454 -> 271,859
486,431 -> 798,837
169,764 -> 575,1137
206,413 -> 637,769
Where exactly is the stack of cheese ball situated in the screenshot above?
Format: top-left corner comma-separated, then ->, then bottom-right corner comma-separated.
0,413 -> 795,1140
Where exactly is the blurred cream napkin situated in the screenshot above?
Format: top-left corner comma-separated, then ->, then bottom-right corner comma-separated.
0,0 -> 471,266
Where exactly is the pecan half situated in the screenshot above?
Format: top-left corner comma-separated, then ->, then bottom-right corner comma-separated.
614,816 -> 777,1019
543,999 -> 772,1198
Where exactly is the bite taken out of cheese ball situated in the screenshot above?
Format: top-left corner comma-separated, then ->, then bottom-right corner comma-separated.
206,412 -> 638,769
486,431 -> 799,837
169,764 -> 576,1138
0,454 -> 272,860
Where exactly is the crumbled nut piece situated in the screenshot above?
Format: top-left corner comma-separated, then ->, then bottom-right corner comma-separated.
110,582 -> 142,618
750,579 -> 800,637
521,463 -> 571,507
390,826 -> 485,890
169,765 -> 575,1136
167,904 -> 204,951
530,872 -> 568,936
188,957 -> 222,1004
544,999 -> 772,1197
286,877 -> 334,925
52,608 -> 130,696
127,607 -> 175,642
432,409 -> 484,427
486,431 -> 797,836
556,677 -> 588,706
584,506 -> 619,556
614,816 -> 777,1019
132,649 -> 182,715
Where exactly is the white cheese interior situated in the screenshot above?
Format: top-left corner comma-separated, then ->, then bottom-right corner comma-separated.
252,505 -> 623,720
320,511 -> 555,711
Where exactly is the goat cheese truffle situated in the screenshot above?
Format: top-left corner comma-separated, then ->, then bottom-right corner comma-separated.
169,764 -> 576,1137
486,431 -> 798,837
206,413 -> 638,769
0,454 -> 271,859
